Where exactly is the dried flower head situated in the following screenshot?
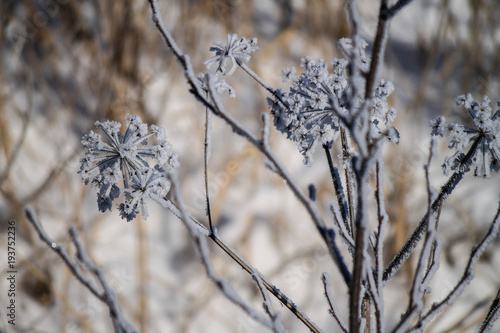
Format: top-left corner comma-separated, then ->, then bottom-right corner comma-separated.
79,114 -> 179,219
430,94 -> 500,178
268,41 -> 398,165
204,33 -> 258,76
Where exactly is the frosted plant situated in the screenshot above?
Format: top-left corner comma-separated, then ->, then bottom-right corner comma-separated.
118,165 -> 170,221
204,33 -> 258,76
197,73 -> 236,98
268,45 -> 398,165
430,94 -> 500,178
338,37 -> 370,72
78,114 -> 179,219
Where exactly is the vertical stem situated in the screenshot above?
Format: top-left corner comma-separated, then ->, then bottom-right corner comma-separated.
374,159 -> 387,333
323,144 -> 350,234
204,106 -> 214,232
136,218 -> 148,333
349,161 -> 370,333
341,128 -> 356,236
364,0 -> 390,101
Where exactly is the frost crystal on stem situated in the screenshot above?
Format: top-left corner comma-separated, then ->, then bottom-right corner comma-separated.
204,33 -> 258,76
197,73 -> 236,98
78,114 -> 179,220
268,41 -> 399,165
430,94 -> 500,178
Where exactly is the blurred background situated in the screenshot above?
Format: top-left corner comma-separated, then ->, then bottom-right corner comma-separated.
1,0 -> 499,332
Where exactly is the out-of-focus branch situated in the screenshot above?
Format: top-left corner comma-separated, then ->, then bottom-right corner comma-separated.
383,138 -> 480,281
252,273 -> 287,333
24,207 -> 138,333
384,0 -> 416,20
167,173 -> 276,331
479,288 -> 500,333
322,273 -> 348,333
391,139 -> 439,333
409,202 -> 500,332
160,195 -> 323,333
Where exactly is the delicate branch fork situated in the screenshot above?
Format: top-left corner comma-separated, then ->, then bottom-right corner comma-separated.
24,207 -> 138,333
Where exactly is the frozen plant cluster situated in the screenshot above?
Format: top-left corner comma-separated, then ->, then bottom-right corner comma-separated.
430,94 -> 500,178
268,40 -> 399,165
78,114 -> 179,221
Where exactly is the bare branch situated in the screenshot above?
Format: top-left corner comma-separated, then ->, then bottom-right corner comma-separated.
383,139 -> 481,281
322,273 -> 348,333
409,202 -> 500,332
166,173 -> 275,330
24,207 -> 138,333
479,288 -> 500,333
252,273 -> 287,333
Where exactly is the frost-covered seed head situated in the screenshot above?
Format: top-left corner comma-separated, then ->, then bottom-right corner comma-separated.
430,94 -> 500,178
268,39 -> 399,165
204,33 -> 258,76
78,114 -> 179,220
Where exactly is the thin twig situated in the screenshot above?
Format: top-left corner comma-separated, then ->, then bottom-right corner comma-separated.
252,273 -> 287,333
391,139 -> 438,333
322,273 -> 348,333
479,288 -> 500,333
323,144 -> 350,234
159,197 -> 323,333
24,207 -> 138,333
166,173 -> 275,331
373,159 -> 388,333
364,0 -> 390,101
204,105 -> 214,231
340,128 -> 356,237
409,202 -> 500,332
384,0 -> 417,20
238,62 -> 287,108
330,203 -> 355,249
383,138 -> 480,281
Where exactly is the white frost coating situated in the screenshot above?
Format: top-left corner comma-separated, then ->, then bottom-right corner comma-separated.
430,94 -> 500,178
204,33 -> 258,76
322,272 -> 348,333
268,46 -> 399,165
410,204 -> 500,331
197,73 -> 236,98
252,273 -> 288,333
78,114 -> 179,221
330,203 -> 355,248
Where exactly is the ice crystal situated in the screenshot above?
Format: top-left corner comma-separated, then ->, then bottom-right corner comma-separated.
79,114 -> 178,220
204,33 -> 258,76
430,94 -> 500,178
268,41 -> 398,165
